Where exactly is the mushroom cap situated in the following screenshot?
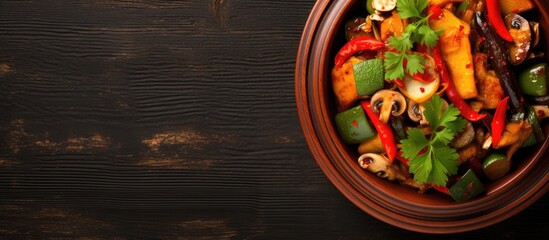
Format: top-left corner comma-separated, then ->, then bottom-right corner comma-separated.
371,0 -> 396,12
505,13 -> 531,65
371,89 -> 407,124
358,153 -> 396,181
407,100 -> 422,122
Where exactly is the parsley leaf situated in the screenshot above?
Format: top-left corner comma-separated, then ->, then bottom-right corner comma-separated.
400,94 -> 466,186
382,0 -> 441,82
400,128 -> 430,159
418,25 -> 442,47
397,0 -> 427,19
384,52 -> 426,81
404,53 -> 425,76
384,51 -> 406,81
388,32 -> 414,52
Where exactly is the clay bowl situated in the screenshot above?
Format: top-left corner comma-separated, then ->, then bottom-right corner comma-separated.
295,0 -> 549,234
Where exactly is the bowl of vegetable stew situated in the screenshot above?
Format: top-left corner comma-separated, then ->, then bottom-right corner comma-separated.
295,0 -> 549,233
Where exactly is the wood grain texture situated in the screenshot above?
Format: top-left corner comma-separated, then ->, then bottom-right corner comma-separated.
0,0 -> 547,239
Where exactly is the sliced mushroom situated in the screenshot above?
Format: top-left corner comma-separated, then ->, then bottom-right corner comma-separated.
365,14 -> 384,41
407,100 -> 423,122
371,90 -> 406,124
505,13 -> 531,65
407,99 -> 448,126
358,153 -> 396,181
372,0 -> 396,12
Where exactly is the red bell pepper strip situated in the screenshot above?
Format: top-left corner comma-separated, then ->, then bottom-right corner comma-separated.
361,100 -> 397,163
427,5 -> 444,21
433,46 -> 487,122
491,96 -> 509,147
395,151 -> 409,167
393,78 -> 405,88
334,37 -> 385,67
486,0 -> 513,42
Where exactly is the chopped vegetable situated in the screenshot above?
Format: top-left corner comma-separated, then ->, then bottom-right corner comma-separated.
344,17 -> 373,41
519,63 -> 547,97
482,152 -> 511,181
501,121 -> 533,160
362,100 -> 398,162
358,153 -> 397,180
448,169 -> 485,202
475,12 -> 524,120
450,121 -> 475,149
486,0 -> 513,42
335,105 -> 377,144
491,96 -> 509,147
526,105 -> 546,144
457,143 -> 480,165
370,90 -> 407,124
474,53 -> 504,109
433,46 -> 487,121
354,58 -> 385,96
384,0 -> 441,82
401,94 -> 466,186
398,54 -> 441,103
429,7 -> 477,99
428,0 -> 464,6
366,0 -> 376,14
380,11 -> 405,41
505,13 -> 532,65
331,56 -> 361,111
358,135 -> 385,154
334,37 -> 384,68
499,0 -> 535,15
372,0 -> 397,12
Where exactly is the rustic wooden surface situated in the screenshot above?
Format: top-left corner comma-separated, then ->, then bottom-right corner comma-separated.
0,0 -> 547,239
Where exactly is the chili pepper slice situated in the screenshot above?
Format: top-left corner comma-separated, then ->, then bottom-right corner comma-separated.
334,37 -> 385,67
486,0 -> 513,42
491,96 -> 509,147
393,78 -> 405,88
427,5 -> 444,21
433,46 -> 487,122
432,185 -> 450,195
412,71 -> 437,83
361,100 -> 397,163
395,151 -> 409,167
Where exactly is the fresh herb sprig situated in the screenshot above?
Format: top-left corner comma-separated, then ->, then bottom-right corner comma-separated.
384,0 -> 442,82
400,94 -> 467,186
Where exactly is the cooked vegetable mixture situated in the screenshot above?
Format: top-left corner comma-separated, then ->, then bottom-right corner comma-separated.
332,0 -> 547,202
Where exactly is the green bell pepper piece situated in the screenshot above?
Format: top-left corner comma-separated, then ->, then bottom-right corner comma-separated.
335,105 -> 377,144
519,63 -> 547,97
449,169 -> 485,202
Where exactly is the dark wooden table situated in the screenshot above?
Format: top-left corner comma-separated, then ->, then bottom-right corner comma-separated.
1,1 -> 547,239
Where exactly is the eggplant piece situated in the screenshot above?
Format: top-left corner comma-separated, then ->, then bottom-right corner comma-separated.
451,121 -> 475,149
389,115 -> 407,142
474,12 -> 524,121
